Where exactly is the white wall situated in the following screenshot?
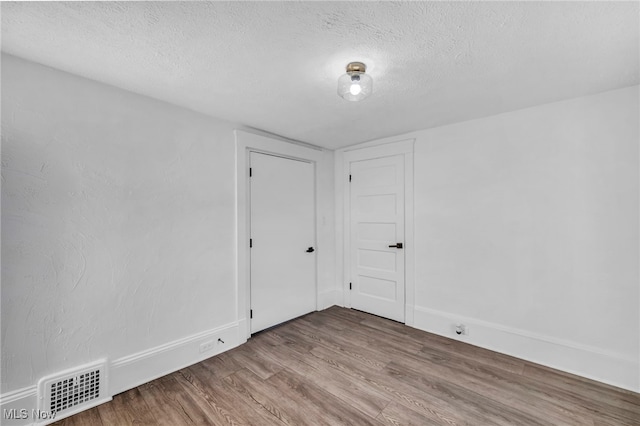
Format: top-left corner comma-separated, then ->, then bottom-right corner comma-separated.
337,85 -> 639,391
0,51 -> 234,396
0,54 -> 335,420
317,149 -> 338,307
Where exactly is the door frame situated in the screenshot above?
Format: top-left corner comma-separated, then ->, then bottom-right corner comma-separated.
342,139 -> 415,325
235,130 -> 324,339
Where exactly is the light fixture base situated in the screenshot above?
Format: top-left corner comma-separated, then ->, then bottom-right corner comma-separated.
346,62 -> 366,73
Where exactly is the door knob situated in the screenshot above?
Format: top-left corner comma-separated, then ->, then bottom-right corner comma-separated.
306,247 -> 315,253
388,243 -> 403,249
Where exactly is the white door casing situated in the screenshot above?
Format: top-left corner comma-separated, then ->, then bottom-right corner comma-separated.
235,129 -> 324,340
343,140 -> 415,324
249,152 -> 316,333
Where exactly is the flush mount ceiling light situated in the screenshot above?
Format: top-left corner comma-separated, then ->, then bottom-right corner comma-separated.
338,62 -> 373,101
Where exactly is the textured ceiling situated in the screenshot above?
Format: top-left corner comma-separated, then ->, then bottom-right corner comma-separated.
2,1 -> 639,149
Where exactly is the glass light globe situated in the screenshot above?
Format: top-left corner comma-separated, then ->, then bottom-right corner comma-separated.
337,64 -> 372,101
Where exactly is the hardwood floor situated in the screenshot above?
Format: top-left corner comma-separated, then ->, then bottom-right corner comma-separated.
54,307 -> 640,425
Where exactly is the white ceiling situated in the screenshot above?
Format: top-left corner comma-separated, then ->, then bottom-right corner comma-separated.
2,1 -> 638,150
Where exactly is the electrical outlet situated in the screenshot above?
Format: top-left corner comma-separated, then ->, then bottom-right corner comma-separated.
199,340 -> 215,353
455,324 -> 468,336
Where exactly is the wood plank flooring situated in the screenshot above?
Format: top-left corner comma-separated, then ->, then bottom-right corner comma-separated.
54,307 -> 640,425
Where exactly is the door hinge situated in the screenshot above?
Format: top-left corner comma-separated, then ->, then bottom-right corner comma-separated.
349,282 -> 352,290
249,167 -> 252,177
250,309 -> 253,319
250,238 -> 253,248
349,174 -> 352,182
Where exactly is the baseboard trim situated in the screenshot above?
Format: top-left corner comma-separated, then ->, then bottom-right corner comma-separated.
0,386 -> 38,426
0,387 -> 37,405
110,321 -> 240,395
412,305 -> 639,392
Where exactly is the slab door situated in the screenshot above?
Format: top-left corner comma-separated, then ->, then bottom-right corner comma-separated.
250,152 -> 316,333
350,155 -> 405,322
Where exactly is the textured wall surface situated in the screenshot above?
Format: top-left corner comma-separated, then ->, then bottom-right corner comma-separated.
1,55 -> 228,392
2,2 -> 638,148
1,54 -> 336,394
334,85 -> 639,389
412,86 -> 639,384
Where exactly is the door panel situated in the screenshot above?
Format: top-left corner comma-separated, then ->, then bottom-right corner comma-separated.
359,275 -> 397,300
358,223 -> 396,242
357,249 -> 396,271
250,152 -> 316,333
350,155 -> 405,322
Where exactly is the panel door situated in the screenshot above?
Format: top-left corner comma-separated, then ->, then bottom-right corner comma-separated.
350,155 -> 405,322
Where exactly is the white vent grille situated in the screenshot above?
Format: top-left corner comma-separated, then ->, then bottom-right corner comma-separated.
49,369 -> 100,413
38,360 -> 108,418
